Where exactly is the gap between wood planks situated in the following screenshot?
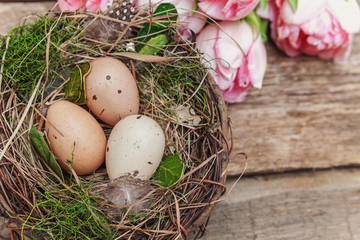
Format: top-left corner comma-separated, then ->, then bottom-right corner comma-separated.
202,167 -> 360,240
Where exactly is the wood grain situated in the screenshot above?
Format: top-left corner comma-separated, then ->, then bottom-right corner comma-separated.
203,169 -> 360,240
228,35 -> 360,175
0,2 -> 55,35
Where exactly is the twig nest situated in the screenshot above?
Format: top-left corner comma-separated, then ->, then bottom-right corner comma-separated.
0,6 -> 230,239
106,114 -> 165,180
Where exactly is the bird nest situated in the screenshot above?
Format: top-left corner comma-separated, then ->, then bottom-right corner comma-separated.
0,3 -> 230,240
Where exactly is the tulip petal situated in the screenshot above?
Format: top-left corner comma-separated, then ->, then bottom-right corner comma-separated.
199,0 -> 259,20
333,35 -> 354,62
222,0 -> 260,20
280,0 -> 326,25
218,21 -> 254,58
222,84 -> 251,103
328,0 -> 360,33
58,0 -> 86,11
247,36 -> 267,89
196,24 -> 218,71
198,0 -> 228,20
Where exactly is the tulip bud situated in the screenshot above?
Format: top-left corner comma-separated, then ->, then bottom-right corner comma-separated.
196,21 -> 267,103
257,0 -> 360,61
198,0 -> 260,21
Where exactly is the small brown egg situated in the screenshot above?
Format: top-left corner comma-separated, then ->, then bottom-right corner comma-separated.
86,57 -> 139,126
45,100 -> 107,175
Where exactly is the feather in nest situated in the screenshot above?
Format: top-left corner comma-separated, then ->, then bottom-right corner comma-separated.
83,0 -> 138,42
99,175 -> 154,216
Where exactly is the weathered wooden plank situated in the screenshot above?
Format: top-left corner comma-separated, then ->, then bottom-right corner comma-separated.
228,35 -> 360,175
0,2 -> 54,35
203,169 -> 360,240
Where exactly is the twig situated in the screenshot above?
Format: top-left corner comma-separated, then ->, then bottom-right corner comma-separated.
106,9 -> 143,54
182,152 -> 221,179
0,76 -> 42,162
0,37 -> 10,93
111,52 -> 173,62
225,152 -> 248,196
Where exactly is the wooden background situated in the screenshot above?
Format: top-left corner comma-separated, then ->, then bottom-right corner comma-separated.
1,2 -> 360,239
228,37 -> 360,175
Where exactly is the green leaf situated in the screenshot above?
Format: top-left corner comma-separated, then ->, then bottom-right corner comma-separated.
192,0 -> 199,16
138,34 -> 169,55
29,126 -> 64,181
64,65 -> 81,102
153,154 -> 184,188
135,23 -> 164,52
288,0 -> 298,12
135,3 -> 177,53
260,0 -> 267,10
64,62 -> 91,105
259,19 -> 269,42
245,11 -> 261,31
78,62 -> 91,104
245,11 -> 268,42
153,3 -> 178,28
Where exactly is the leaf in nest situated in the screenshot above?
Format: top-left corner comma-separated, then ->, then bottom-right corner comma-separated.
135,3 -> 177,53
153,3 -> 178,28
29,126 -> 64,181
138,34 -> 169,55
153,154 -> 184,188
64,62 -> 91,105
64,66 -> 81,102
135,23 -> 163,53
78,62 -> 91,104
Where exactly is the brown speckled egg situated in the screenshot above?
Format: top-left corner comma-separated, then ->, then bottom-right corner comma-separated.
45,100 -> 107,175
86,57 -> 139,126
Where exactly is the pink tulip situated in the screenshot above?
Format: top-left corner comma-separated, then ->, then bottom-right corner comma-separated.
198,0 -> 260,21
257,0 -> 360,61
137,0 -> 207,39
85,0 -> 109,12
196,21 -> 267,103
58,0 -> 86,11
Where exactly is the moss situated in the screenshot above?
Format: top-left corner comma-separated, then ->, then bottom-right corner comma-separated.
25,182 -> 112,240
0,15 -> 81,100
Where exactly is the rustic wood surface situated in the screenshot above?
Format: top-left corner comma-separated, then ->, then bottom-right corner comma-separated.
203,169 -> 360,240
0,2 -> 55,35
228,34 -> 360,175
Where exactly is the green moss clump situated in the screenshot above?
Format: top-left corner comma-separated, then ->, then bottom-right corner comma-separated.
25,182 -> 113,240
0,15 -> 81,99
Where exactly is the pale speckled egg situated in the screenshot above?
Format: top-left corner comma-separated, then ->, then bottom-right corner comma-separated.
45,100 -> 107,175
106,115 -> 165,180
86,57 -> 139,126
